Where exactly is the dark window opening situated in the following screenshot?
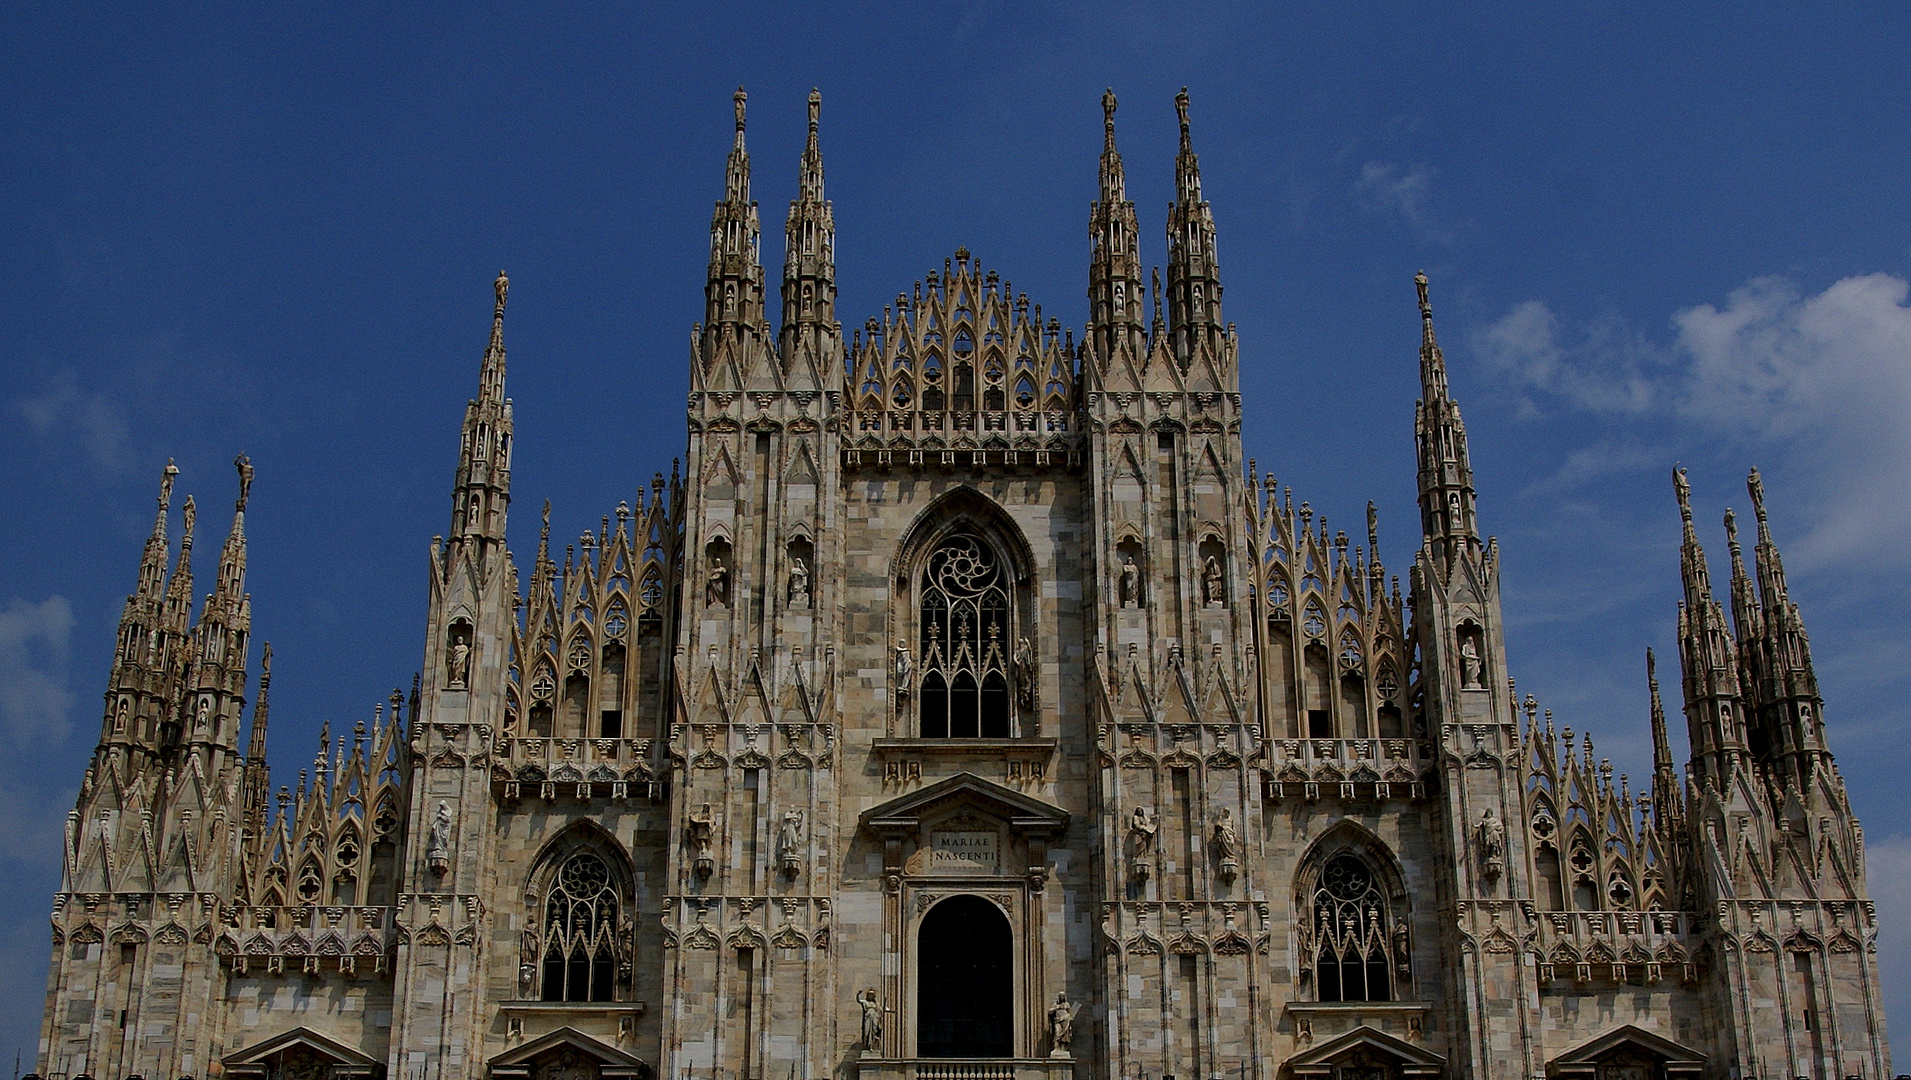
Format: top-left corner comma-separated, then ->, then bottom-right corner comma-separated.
1308,710 -> 1333,738
917,896 -> 1013,1057
918,532 -> 1011,738
1311,854 -> 1394,1003
600,710 -> 623,738
540,853 -> 621,1002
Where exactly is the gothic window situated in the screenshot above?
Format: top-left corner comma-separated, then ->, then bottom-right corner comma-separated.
540,852 -> 621,1002
918,532 -> 1011,738
1309,855 -> 1394,1002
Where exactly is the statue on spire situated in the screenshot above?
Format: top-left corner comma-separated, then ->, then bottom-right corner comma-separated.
495,270 -> 509,312
235,454 -> 253,511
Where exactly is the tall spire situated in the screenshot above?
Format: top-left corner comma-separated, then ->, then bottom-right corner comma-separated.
1647,649 -> 1678,804
1723,508 -> 1760,645
449,272 -> 514,548
1165,87 -> 1226,375
703,87 -> 767,348
1087,89 -> 1145,372
1741,467 -> 1829,781
1671,466 -> 1747,785
243,643 -> 273,839
135,459 -> 178,601
1673,466 -> 1710,609
780,88 -> 840,385
1412,272 -> 1479,570
211,454 -> 252,616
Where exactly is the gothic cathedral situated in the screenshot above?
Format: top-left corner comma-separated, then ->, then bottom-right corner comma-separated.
34,89 -> 1893,1080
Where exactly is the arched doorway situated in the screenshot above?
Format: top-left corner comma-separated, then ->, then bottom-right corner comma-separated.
917,895 -> 1013,1058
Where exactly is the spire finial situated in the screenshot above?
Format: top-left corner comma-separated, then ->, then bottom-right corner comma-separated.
158,458 -> 179,514
734,86 -> 747,133
181,494 -> 196,549
494,270 -> 509,314
1415,270 -> 1431,318
1101,88 -> 1118,149
808,87 -> 820,135
1673,465 -> 1693,526
234,453 -> 253,512
1175,86 -> 1191,149
1747,465 -> 1768,527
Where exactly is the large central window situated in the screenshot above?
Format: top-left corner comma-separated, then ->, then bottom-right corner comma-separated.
918,532 -> 1011,738
541,852 -> 620,1002
1311,855 -> 1394,1002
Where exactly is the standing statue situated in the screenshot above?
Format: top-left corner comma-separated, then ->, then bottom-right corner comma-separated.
857,987 -> 884,1054
1459,635 -> 1485,689
705,553 -> 730,607
1211,806 -> 1240,861
1013,636 -> 1036,709
688,805 -> 716,877
893,644 -> 912,693
1129,806 -> 1158,858
1047,992 -> 1075,1056
1478,808 -> 1506,880
426,801 -> 452,874
1202,555 -> 1225,606
787,556 -> 811,608
1119,552 -> 1141,607
519,928 -> 540,996
1392,918 -> 1412,977
777,808 -> 805,876
447,638 -> 471,690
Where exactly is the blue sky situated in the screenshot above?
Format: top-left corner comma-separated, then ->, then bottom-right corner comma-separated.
4,0 -> 1910,1064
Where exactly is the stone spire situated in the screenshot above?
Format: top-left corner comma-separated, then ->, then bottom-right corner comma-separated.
1743,467 -> 1829,783
1165,87 -> 1226,377
449,272 -> 514,549
136,459 -> 178,602
1087,89 -> 1145,373
1412,272 -> 1479,571
702,88 -> 768,362
780,88 -> 841,387
242,643 -> 273,841
1647,648 -> 1682,827
1672,466 -> 1745,785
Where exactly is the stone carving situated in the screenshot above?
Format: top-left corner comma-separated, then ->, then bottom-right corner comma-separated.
1479,808 -> 1505,881
1460,633 -> 1485,690
446,635 -> 471,690
688,805 -> 715,878
1393,918 -> 1411,977
1212,806 -> 1240,882
1013,635 -> 1036,710
1048,991 -> 1075,1056
1119,552 -> 1141,607
1203,555 -> 1225,606
857,987 -> 885,1055
893,644 -> 912,697
1129,806 -> 1157,882
519,927 -> 539,996
788,556 -> 811,608
705,552 -> 730,607
425,801 -> 452,875
777,808 -> 805,878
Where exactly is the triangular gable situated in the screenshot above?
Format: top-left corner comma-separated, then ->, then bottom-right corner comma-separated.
1549,1023 -> 1704,1078
489,1025 -> 648,1080
1285,1024 -> 1445,1077
861,771 -> 1068,836
223,1026 -> 379,1079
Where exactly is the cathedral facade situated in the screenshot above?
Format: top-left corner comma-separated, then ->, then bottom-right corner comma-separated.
34,89 -> 1893,1080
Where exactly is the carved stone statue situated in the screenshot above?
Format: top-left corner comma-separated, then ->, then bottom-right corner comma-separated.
1013,636 -> 1036,709
1119,552 -> 1141,607
1392,918 -> 1411,977
705,553 -> 730,607
519,928 -> 540,996
777,808 -> 804,876
688,804 -> 715,874
1203,555 -> 1225,606
893,644 -> 912,692
426,801 -> 452,874
1048,991 -> 1075,1056
1459,635 -> 1485,689
1129,806 -> 1158,858
1478,808 -> 1506,880
1212,806 -> 1240,860
788,557 -> 811,608
446,637 -> 471,690
857,987 -> 884,1053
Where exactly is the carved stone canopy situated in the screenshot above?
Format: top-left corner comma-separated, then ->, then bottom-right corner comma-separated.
859,771 -> 1069,839
1546,1024 -> 1704,1079
488,1026 -> 650,1080
1284,1025 -> 1446,1079
221,1027 -> 381,1080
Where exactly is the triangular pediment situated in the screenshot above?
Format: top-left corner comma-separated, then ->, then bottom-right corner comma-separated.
224,1026 -> 379,1076
489,1026 -> 648,1079
1286,1024 -> 1446,1071
1549,1023 -> 1704,1077
861,771 -> 1068,835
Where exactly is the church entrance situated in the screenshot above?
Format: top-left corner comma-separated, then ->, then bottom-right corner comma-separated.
916,895 -> 1013,1058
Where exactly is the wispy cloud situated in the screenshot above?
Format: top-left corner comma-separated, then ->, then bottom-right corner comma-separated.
1865,833 -> 1911,1056
1475,273 -> 1911,573
14,370 -> 133,473
0,597 -> 75,752
1354,161 -> 1450,243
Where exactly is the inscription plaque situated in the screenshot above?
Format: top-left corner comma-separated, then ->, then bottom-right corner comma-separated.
928,831 -> 998,874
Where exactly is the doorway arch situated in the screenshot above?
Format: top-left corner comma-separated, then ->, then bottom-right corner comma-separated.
916,895 -> 1013,1058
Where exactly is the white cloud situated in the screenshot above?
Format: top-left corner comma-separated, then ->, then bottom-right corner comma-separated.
1865,834 -> 1911,1064
1476,273 -> 1911,572
0,596 -> 76,751
1355,161 -> 1449,242
14,369 -> 133,473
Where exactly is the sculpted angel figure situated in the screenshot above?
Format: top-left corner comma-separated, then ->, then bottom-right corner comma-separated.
857,987 -> 884,1051
1048,992 -> 1075,1053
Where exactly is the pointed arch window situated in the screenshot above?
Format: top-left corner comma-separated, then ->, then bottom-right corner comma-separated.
918,532 -> 1011,738
1310,855 -> 1394,1002
541,852 -> 621,1002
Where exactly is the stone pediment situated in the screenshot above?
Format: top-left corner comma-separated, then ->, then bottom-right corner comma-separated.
489,1026 -> 649,1080
860,771 -> 1068,837
1285,1024 -> 1445,1077
223,1027 -> 380,1079
1548,1024 -> 1704,1078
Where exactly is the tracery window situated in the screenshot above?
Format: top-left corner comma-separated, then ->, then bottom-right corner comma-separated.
1309,855 -> 1394,1002
918,532 -> 1011,738
541,852 -> 620,1002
